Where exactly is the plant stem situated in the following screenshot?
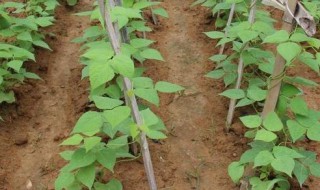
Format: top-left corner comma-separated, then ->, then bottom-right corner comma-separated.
97,0 -> 158,189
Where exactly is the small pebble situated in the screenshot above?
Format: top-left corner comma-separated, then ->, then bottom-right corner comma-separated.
14,135 -> 28,146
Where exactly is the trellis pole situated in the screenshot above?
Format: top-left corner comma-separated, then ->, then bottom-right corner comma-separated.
219,3 -> 236,55
97,0 -> 158,189
149,0 -> 158,25
226,0 -> 257,130
261,0 -> 299,117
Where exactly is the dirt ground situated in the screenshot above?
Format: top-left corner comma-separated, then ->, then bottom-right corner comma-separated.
0,0 -> 319,189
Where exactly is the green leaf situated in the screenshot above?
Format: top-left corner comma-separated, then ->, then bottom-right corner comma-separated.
293,161 -> 309,187
287,120 -> 306,143
105,179 -> 123,190
76,164 -> 95,189
223,73 -> 237,86
132,77 -> 153,89
238,30 -> 259,43
271,156 -> 295,177
55,172 -> 75,190
89,63 -> 114,89
7,60 -> 23,72
263,30 -> 289,43
220,89 -> 245,99
290,33 -> 310,42
107,136 -> 128,149
96,148 -> 116,172
297,114 -> 319,128
111,54 -> 134,77
17,31 -> 32,42
247,86 -> 267,101
140,109 -> 159,126
134,88 -> 159,106
285,76 -> 318,87
290,96 -> 308,116
35,17 -> 54,27
255,129 -> 277,142
24,72 -> 41,80
112,7 -> 142,19
60,151 -> 74,161
67,0 -> 78,6
236,98 -> 255,107
103,106 -> 131,127
146,130 -> 167,139
153,8 -> 169,18
33,40 -> 52,50
206,69 -> 225,79
281,83 -> 301,97
204,31 -> 225,39
240,148 -> 260,164
140,48 -> 164,61
273,146 -> 304,159
240,115 -> 262,129
209,55 -> 227,62
263,112 -> 283,132
307,126 -> 320,141
130,38 -> 154,49
277,42 -> 301,63
132,1 -> 159,9
310,162 -> 320,177
155,81 -> 184,93
84,136 -> 101,152
92,96 -> 124,110
228,162 -> 244,183
61,134 -> 83,146
0,91 -> 15,104
254,150 -> 274,167
67,149 -> 96,171
72,111 -> 103,135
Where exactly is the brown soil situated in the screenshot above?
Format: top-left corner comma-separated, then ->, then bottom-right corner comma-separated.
0,0 -> 319,190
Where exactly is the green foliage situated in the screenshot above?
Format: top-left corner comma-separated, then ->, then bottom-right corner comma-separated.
0,1 -> 57,115
57,1 -> 183,189
199,0 -> 320,188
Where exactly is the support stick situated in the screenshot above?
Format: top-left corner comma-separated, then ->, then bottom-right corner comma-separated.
261,0 -> 298,117
149,0 -> 158,25
226,0 -> 257,130
97,1 -> 158,189
219,3 -> 236,55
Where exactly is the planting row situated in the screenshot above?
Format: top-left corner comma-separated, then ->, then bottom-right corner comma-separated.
0,0 -> 59,118
198,0 -> 320,189
55,0 -> 182,189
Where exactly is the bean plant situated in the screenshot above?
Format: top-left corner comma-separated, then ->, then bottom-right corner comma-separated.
202,0 -> 320,189
55,0 -> 183,189
0,1 -> 58,118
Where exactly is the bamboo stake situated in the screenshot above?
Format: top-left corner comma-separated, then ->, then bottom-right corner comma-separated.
226,0 -> 257,130
261,0 -> 298,117
97,1 -> 158,189
219,3 -> 236,55
149,0 -> 158,25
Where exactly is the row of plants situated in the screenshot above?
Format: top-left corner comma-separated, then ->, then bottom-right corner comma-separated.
199,0 -> 320,189
0,0 -> 59,117
55,0 -> 182,189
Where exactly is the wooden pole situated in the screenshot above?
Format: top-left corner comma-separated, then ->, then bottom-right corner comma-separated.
226,0 -> 257,130
261,0 -> 298,117
149,0 -> 158,25
219,3 -> 236,55
97,1 -> 158,189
